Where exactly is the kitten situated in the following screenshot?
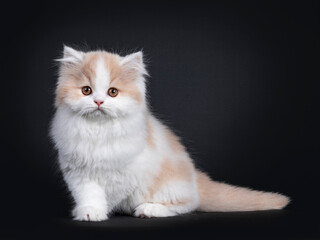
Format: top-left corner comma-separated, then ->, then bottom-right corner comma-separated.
50,46 -> 290,221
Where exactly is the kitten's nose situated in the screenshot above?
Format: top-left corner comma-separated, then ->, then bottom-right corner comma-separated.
94,100 -> 104,107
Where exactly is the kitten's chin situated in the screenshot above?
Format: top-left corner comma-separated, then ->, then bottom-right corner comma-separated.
81,108 -> 110,120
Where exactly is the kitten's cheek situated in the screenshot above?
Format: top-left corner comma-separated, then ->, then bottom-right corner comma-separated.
64,98 -> 84,112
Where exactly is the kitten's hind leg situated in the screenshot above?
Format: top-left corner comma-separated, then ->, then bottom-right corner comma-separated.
134,203 -> 176,218
133,199 -> 197,218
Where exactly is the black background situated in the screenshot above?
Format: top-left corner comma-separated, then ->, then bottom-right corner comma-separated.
1,1 -> 319,239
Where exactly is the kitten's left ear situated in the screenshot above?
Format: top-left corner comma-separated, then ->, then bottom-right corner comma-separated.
120,51 -> 148,76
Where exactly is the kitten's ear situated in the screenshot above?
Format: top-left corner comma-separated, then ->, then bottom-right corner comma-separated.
120,51 -> 148,76
56,45 -> 84,65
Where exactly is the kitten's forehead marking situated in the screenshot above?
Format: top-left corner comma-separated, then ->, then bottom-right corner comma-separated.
94,57 -> 110,91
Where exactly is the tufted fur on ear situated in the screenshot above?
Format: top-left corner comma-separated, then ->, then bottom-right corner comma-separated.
56,45 -> 84,65
120,52 -> 148,77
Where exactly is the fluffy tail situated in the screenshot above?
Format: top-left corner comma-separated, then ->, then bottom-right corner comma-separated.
196,170 -> 290,212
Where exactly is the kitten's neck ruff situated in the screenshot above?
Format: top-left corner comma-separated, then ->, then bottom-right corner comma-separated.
52,106 -> 149,170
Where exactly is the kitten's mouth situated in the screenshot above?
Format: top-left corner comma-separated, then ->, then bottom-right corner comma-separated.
84,107 -> 106,115
94,108 -> 105,113
81,108 -> 107,120
80,107 -> 113,120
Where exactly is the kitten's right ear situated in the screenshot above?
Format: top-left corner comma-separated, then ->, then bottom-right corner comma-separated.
55,45 -> 84,65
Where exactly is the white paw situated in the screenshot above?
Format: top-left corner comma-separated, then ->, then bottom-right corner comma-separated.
134,203 -> 176,218
72,206 -> 108,221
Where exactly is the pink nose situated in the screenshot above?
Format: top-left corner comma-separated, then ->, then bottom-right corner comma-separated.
94,100 -> 104,106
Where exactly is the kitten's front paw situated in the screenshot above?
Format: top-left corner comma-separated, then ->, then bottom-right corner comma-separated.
72,206 -> 108,221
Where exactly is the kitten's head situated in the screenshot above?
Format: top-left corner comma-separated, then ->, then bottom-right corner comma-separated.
55,46 -> 148,120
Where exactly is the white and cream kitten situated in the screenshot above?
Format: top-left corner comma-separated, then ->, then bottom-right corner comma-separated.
50,46 -> 289,221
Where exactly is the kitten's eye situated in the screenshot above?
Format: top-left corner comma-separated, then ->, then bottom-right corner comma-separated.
82,86 -> 92,95
108,88 -> 118,97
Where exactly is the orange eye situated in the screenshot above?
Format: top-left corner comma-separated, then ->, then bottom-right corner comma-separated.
82,86 -> 92,95
108,88 -> 118,97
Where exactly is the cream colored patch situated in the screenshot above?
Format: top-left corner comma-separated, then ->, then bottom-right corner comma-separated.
196,170 -> 290,212
108,53 -> 143,103
110,77 -> 142,103
103,54 -> 122,83
146,117 -> 155,148
81,53 -> 99,85
164,129 -> 185,153
162,198 -> 190,206
55,72 -> 90,106
146,158 -> 193,201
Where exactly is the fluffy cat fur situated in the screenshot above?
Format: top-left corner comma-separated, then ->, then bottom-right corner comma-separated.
50,46 -> 290,221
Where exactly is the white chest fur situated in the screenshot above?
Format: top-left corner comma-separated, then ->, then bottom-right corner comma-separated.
51,107 -> 147,170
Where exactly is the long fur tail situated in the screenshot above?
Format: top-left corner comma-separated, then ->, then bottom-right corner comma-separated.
196,170 -> 290,212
